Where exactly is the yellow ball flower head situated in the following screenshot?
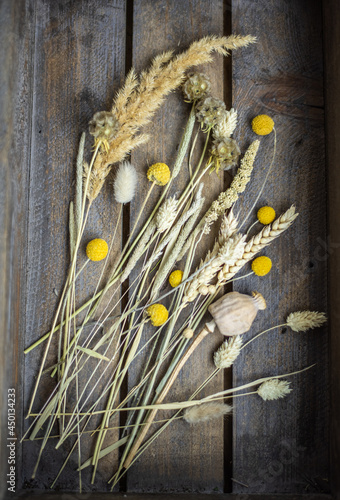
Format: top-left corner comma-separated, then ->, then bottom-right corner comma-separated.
251,114 -> 274,136
252,256 -> 272,277
257,206 -> 276,225
169,270 -> 183,288
147,163 -> 171,186
86,238 -> 109,262
146,303 -> 169,327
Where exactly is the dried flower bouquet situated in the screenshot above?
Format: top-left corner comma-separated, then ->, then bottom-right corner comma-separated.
23,35 -> 326,491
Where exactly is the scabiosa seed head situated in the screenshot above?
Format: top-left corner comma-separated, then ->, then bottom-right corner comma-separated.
114,161 -> 138,204
196,96 -> 227,130
147,162 -> 171,186
257,206 -> 276,225
251,114 -> 274,136
210,137 -> 241,172
146,303 -> 169,327
257,379 -> 292,401
89,111 -> 119,150
182,72 -> 211,102
86,238 -> 109,262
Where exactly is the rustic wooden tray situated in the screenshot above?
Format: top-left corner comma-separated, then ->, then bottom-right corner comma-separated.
1,0 -> 339,498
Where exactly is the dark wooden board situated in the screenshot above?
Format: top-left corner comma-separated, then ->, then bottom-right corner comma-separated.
0,0 -> 336,497
17,0 -> 127,493
232,0 -> 329,494
126,0 -> 226,493
323,1 -> 340,499
0,1 -> 35,499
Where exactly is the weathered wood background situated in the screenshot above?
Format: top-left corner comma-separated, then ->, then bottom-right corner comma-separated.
0,0 -> 337,498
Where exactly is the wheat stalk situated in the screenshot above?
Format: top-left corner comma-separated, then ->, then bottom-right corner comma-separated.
218,205 -> 298,284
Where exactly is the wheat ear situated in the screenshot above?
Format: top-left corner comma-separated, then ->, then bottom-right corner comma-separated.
218,206 -> 298,284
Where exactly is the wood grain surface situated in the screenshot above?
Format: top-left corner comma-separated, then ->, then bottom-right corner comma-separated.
126,0 -> 225,493
323,1 -> 340,499
0,0 -> 335,498
19,0 -> 126,493
232,0 -> 329,494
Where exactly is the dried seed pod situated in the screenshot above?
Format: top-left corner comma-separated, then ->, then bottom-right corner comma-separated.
208,291 -> 266,336
182,328 -> 194,339
89,111 -> 119,144
211,137 -> 241,171
183,72 -> 211,102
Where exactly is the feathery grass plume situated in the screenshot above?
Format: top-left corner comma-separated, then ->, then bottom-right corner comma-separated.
257,379 -> 292,401
183,402 -> 232,424
92,35 -> 256,186
114,161 -> 138,204
213,108 -> 238,140
120,221 -> 156,282
155,196 -> 178,233
286,311 -> 327,332
83,162 -> 110,202
214,335 -> 242,369
218,205 -> 298,284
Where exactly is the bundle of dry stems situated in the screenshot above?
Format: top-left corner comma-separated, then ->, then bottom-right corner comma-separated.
23,34 -> 326,491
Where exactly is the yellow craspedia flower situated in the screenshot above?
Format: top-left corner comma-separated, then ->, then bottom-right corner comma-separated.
169,270 -> 183,288
251,256 -> 272,276
86,238 -> 108,262
147,162 -> 171,186
146,303 -> 169,327
251,114 -> 274,136
257,206 -> 276,225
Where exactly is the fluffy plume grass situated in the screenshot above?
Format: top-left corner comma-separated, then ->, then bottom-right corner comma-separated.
114,161 -> 138,204
183,402 -> 232,424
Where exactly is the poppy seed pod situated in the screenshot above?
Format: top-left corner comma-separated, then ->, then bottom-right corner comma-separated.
208,291 -> 266,336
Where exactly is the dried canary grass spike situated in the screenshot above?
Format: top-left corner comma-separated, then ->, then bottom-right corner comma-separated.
257,206 -> 276,225
169,270 -> 183,288
251,114 -> 274,136
147,163 -> 171,186
257,379 -> 291,401
286,311 -> 327,332
86,238 -> 109,262
146,303 -> 169,327
251,256 -> 272,276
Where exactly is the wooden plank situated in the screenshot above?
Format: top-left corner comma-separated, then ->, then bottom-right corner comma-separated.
232,0 -> 328,494
0,1 -> 36,499
126,0 -> 226,493
21,0 -> 126,492
14,493 -> 334,500
323,0 -> 340,499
